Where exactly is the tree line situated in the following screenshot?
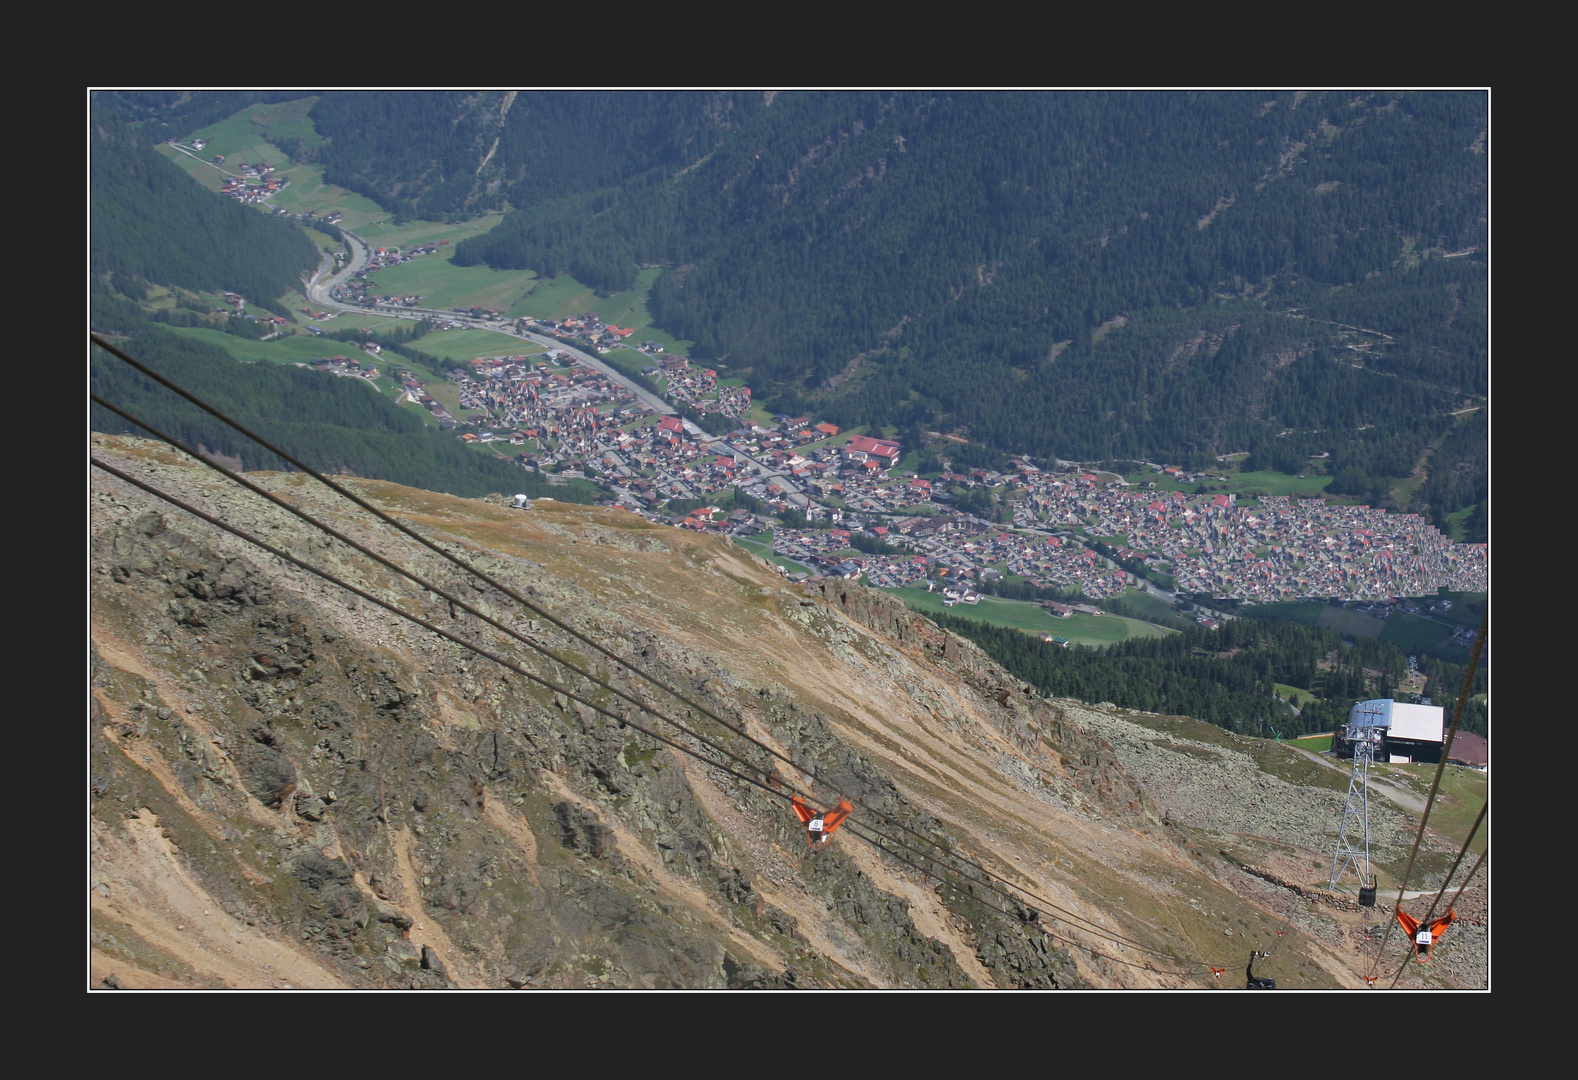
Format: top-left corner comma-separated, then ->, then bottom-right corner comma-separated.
448,91 -> 1487,520
925,610 -> 1486,737
90,107 -> 317,312
90,315 -> 590,503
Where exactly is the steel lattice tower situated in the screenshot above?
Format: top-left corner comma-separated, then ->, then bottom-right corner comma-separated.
1329,729 -> 1380,892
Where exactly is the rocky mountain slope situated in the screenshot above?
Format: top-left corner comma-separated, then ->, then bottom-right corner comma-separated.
88,435 -> 1485,989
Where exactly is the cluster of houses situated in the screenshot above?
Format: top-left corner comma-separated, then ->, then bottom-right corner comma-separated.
206,159 -> 288,204
516,313 -> 633,351
765,518 -> 1129,600
300,305 -> 1484,607
626,441 -> 1483,604
344,329 -> 1487,607
644,356 -> 754,421
597,415 -> 741,502
438,354 -> 643,451
1005,469 -> 1486,600
308,355 -> 381,381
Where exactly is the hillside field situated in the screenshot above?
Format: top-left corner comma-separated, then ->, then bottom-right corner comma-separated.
887,586 -> 1169,645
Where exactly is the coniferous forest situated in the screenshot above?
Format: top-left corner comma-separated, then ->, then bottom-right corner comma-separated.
90,108 -> 318,310
93,91 -> 1488,530
248,90 -> 1486,523
89,314 -> 587,502
928,611 -> 1487,738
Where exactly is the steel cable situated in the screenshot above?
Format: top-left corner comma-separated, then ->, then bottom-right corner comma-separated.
92,335 -> 1210,965
1365,612 -> 1488,984
92,453 -> 1221,982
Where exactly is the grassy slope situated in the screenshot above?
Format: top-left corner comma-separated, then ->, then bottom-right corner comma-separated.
1378,612 -> 1465,657
358,240 -> 535,314
1315,605 -> 1387,638
1114,586 -> 1191,628
151,97 -> 702,397
1276,683 -> 1319,707
1285,733 -> 1333,751
516,269 -> 696,355
1443,503 -> 1477,542
731,537 -> 814,575
409,328 -> 542,362
1126,465 -> 1346,503
888,585 -> 1168,645
1373,762 -> 1488,855
1240,600 -> 1327,625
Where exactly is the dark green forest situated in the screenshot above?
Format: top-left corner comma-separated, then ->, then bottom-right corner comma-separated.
92,90 -> 1488,530
306,90 -> 764,220
90,107 -> 318,310
927,611 -> 1487,738
445,90 -> 1485,523
90,307 -> 584,502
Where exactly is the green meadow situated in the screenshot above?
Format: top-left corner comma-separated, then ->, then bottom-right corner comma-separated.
888,586 -> 1168,645
358,247 -> 535,314
1315,605 -> 1387,638
1113,586 -> 1192,628
1275,682 -> 1319,707
516,269 -> 695,354
1240,600 -> 1328,626
411,328 -> 542,363
1284,733 -> 1333,752
1378,612 -> 1464,656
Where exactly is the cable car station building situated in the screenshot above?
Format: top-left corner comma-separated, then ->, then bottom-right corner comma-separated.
1333,700 -> 1446,764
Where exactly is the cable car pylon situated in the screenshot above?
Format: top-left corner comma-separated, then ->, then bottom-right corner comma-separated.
1328,700 -> 1386,905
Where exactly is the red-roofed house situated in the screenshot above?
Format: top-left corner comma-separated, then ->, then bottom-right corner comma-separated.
845,435 -> 901,461
1446,731 -> 1488,768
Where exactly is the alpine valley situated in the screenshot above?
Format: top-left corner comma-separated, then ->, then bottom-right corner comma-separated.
89,91 -> 1488,990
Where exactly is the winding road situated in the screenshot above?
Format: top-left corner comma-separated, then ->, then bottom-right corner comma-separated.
305,228 -> 810,506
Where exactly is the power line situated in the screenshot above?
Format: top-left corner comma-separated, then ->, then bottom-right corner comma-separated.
1365,612 -> 1488,984
92,395 -> 795,789
1382,802 -> 1486,990
91,455 -> 1210,983
92,337 -> 1214,968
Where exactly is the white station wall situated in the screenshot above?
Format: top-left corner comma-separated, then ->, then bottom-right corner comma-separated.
1389,702 -> 1444,742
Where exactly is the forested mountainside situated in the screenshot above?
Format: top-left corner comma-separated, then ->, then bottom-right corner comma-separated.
313,90 -> 1487,513
90,108 -> 317,312
88,317 -> 585,502
306,90 -> 764,220
94,90 -> 1487,527
469,91 -> 1485,502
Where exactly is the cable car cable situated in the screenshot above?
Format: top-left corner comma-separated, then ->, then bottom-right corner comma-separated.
1382,806 -> 1486,990
91,455 -> 1221,982
1364,616 -> 1487,983
92,339 -> 1197,963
